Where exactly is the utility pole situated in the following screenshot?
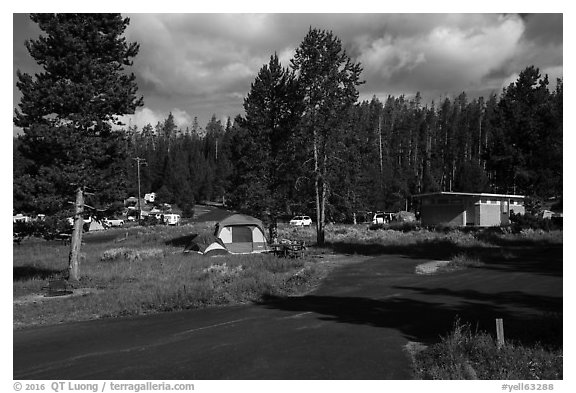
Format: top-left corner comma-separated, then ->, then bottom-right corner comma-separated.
133,157 -> 147,220
378,114 -> 383,175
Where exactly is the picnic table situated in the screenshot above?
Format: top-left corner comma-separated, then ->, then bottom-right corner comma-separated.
56,233 -> 72,245
269,241 -> 306,258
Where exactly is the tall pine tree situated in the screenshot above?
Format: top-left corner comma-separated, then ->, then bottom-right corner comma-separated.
14,13 -> 143,280
232,54 -> 303,238
291,28 -> 363,245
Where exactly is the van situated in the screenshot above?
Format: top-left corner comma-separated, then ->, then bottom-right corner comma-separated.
164,214 -> 181,226
372,212 -> 395,224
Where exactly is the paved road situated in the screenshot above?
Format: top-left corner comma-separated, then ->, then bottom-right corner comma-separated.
13,252 -> 562,380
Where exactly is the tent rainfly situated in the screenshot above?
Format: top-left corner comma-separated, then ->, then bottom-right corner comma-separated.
215,214 -> 269,254
185,232 -> 229,256
88,218 -> 105,231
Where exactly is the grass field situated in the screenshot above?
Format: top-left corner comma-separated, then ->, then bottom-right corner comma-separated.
13,222 -> 329,328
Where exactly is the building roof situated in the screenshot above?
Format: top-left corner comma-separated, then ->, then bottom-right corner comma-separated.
413,191 -> 525,199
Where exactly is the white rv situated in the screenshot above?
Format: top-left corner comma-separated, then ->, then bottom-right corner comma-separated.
163,214 -> 181,226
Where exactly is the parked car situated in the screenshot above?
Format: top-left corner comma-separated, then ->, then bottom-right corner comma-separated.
13,214 -> 32,224
103,218 -> 124,227
290,216 -> 312,227
163,213 -> 181,226
372,212 -> 395,225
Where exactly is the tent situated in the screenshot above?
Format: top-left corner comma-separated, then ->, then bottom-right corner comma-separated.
88,218 -> 105,231
215,214 -> 269,254
185,232 -> 229,256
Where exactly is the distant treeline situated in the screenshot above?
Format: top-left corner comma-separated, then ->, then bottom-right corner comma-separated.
13,66 -> 562,221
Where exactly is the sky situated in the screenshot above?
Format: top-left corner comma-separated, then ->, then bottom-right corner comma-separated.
12,11 -> 564,133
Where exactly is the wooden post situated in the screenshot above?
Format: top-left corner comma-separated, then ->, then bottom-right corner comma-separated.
68,187 -> 84,282
496,318 -> 505,349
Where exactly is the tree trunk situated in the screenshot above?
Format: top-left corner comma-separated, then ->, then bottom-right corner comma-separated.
378,115 -> 383,175
315,178 -> 325,246
268,214 -> 278,244
320,172 -> 327,246
68,187 -> 84,282
313,128 -> 325,247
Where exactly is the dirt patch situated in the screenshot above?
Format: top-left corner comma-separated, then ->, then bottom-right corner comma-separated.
310,252 -> 371,266
13,288 -> 102,306
291,253 -> 373,296
414,260 -> 451,275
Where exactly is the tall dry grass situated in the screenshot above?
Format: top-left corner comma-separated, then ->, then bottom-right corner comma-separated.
13,223 -> 320,327
413,320 -> 562,379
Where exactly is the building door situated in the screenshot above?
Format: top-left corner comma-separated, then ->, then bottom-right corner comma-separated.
475,204 -> 481,226
500,200 -> 510,225
465,200 -> 476,225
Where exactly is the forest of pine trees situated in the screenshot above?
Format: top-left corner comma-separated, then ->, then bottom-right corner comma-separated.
13,17 -> 562,224
14,65 -> 562,222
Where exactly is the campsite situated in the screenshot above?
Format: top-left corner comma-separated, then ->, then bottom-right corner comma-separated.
13,204 -> 563,379
13,206 -> 324,328
13,13 -> 563,382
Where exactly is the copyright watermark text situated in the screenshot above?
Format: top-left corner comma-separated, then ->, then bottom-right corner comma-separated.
13,382 -> 194,393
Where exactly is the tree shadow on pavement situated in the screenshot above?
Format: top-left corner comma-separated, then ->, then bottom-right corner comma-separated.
258,291 -> 562,349
324,239 -> 562,277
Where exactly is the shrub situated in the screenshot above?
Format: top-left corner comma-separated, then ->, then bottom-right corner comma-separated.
101,247 -> 165,262
141,216 -> 161,227
432,223 -> 461,233
13,216 -> 72,240
388,221 -> 420,232
510,212 -> 562,232
413,320 -> 563,380
181,203 -> 195,219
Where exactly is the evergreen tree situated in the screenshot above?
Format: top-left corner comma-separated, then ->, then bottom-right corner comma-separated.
291,28 -> 363,245
231,54 -> 303,237
14,13 -> 143,280
488,66 -> 560,197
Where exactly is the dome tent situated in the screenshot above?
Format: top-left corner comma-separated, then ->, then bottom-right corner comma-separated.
88,218 -> 105,231
184,232 -> 229,256
215,214 -> 269,254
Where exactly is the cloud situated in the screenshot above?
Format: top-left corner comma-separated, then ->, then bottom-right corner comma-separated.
118,107 -> 193,130
14,13 -> 562,130
125,14 -> 275,101
171,108 -> 193,128
357,14 -> 527,97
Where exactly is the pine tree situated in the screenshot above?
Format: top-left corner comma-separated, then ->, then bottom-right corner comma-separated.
291,28 -> 363,245
488,66 -> 558,197
232,53 -> 303,237
14,13 -> 143,280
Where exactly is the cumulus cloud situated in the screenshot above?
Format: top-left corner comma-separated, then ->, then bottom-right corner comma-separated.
13,13 -> 562,131
125,14 -> 275,101
357,14 -> 527,97
117,107 -> 193,130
